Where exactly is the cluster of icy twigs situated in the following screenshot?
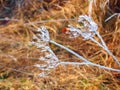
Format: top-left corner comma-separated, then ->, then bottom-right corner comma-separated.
30,15 -> 120,77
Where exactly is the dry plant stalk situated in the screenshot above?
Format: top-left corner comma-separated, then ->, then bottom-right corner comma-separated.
31,15 -> 120,76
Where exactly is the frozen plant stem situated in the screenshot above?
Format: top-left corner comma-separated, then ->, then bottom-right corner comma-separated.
50,40 -> 89,63
50,40 -> 120,72
95,31 -> 108,49
95,32 -> 120,66
60,61 -> 120,72
60,62 -> 87,65
105,13 -> 119,22
90,37 -> 120,66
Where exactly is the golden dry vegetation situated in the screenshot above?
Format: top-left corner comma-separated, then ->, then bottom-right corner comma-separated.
0,0 -> 120,90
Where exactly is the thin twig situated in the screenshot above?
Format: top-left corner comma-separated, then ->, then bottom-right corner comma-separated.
60,62 -> 88,65
8,68 -> 34,76
60,61 -> 120,72
95,31 -> 108,49
90,37 -> 120,66
25,18 -> 76,25
50,40 -> 120,72
0,54 -> 17,62
105,13 -> 119,22
50,40 -> 90,63
0,18 -> 19,21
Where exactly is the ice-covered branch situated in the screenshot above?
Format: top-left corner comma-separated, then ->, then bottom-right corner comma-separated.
50,40 -> 120,72
31,26 -> 120,77
65,15 -> 120,66
105,13 -> 119,22
60,61 -> 120,72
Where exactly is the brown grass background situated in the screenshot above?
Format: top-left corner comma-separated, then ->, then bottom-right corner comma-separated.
0,0 -> 120,90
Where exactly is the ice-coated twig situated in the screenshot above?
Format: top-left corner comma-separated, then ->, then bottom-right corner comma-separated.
95,31 -> 108,49
50,40 -> 90,63
90,37 -> 120,66
50,40 -> 120,72
66,15 -> 120,66
105,13 -> 119,22
60,61 -> 120,72
60,62 -> 87,65
31,27 -> 120,76
0,18 -> 19,21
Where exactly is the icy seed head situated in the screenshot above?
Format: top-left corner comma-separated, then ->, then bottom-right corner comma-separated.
30,26 -> 50,48
66,15 -> 98,39
37,26 -> 50,42
78,15 -> 98,32
35,46 -> 60,70
30,26 -> 60,71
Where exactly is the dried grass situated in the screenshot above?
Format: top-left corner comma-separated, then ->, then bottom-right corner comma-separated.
0,0 -> 120,90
